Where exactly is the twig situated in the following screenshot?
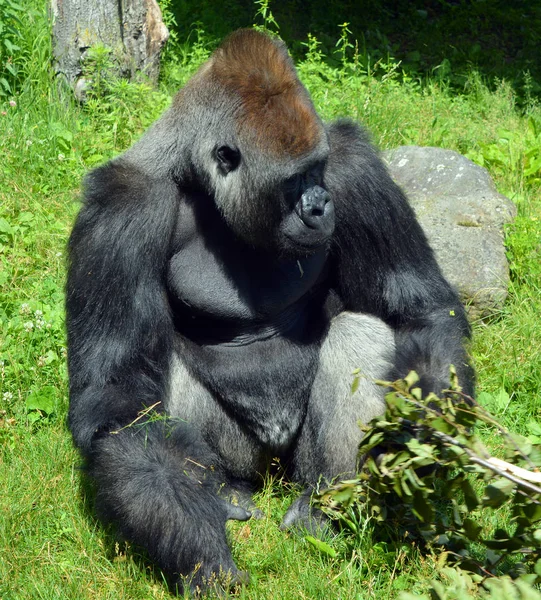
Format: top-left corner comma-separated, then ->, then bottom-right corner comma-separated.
487,457 -> 541,484
430,429 -> 541,497
110,401 -> 162,434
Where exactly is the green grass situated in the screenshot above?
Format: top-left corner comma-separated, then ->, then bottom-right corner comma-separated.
1,1 -> 541,598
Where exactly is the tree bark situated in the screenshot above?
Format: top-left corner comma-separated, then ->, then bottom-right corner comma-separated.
50,0 -> 169,91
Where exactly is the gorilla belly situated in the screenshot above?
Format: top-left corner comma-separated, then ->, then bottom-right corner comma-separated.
173,330 -> 322,452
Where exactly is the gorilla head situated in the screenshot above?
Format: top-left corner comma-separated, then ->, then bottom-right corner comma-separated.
173,29 -> 335,255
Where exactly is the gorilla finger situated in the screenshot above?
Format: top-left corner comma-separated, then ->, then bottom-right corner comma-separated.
280,495 -> 329,536
250,507 -> 265,520
208,569 -> 250,597
223,501 -> 252,521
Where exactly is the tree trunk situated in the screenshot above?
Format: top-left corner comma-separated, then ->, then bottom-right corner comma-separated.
50,0 -> 169,92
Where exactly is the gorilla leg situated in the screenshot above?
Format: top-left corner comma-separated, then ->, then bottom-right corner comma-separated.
282,312 -> 395,529
167,349 -> 270,484
89,419 -> 251,592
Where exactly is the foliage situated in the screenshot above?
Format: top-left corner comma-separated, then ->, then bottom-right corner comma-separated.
253,0 -> 280,36
401,569 -> 541,600
466,115 -> 541,190
0,0 -> 23,95
163,0 -> 541,101
317,371 -> 541,598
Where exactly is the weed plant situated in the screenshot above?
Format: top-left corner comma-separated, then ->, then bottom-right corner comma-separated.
1,1 -> 540,598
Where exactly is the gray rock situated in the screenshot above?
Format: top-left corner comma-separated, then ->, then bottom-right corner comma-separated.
384,146 -> 517,318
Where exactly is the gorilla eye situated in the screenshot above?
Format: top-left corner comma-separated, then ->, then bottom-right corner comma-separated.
284,174 -> 302,196
215,146 -> 241,175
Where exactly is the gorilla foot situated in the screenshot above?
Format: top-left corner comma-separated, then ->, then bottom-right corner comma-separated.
222,498 -> 253,522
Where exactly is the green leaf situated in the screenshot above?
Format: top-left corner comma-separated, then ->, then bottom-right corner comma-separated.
26,386 -> 56,418
463,517 -> 482,541
431,417 -> 455,435
484,536 -> 524,551
329,485 -> 356,505
5,62 -> 17,76
403,370 -> 420,388
358,430 -> 385,452
405,438 -> 434,459
4,38 -> 20,53
85,154 -> 104,166
17,211 -> 34,223
527,422 -> 541,437
524,156 -> 541,178
454,406 -> 477,428
512,434 -> 533,456
527,446 -> 541,466
412,491 -> 434,522
0,217 -> 14,236
528,115 -> 539,137
483,479 -> 515,507
44,350 -> 58,365
461,478 -> 480,512
305,535 -> 337,557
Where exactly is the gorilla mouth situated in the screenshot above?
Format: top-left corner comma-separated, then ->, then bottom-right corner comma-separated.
283,209 -> 335,252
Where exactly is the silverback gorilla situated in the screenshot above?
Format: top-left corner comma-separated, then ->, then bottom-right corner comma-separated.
66,29 -> 473,592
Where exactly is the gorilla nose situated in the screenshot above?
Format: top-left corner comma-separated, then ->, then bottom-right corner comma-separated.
300,186 -> 331,226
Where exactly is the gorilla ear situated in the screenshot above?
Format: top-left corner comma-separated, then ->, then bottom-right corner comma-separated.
215,146 -> 241,175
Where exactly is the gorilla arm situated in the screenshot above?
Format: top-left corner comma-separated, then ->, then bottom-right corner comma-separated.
325,120 -> 474,396
66,161 -> 177,450
66,161 -> 250,590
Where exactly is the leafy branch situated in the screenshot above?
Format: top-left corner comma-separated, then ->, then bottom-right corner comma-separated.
315,370 -> 541,596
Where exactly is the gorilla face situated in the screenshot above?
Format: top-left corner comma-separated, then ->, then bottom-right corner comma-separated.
209,138 -> 335,256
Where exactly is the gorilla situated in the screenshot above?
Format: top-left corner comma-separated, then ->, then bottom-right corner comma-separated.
66,29 -> 473,592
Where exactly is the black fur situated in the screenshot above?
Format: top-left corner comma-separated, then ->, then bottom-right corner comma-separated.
66,29 -> 473,593
325,120 -> 472,393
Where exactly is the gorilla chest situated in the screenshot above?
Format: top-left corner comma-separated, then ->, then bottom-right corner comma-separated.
167,230 -> 327,327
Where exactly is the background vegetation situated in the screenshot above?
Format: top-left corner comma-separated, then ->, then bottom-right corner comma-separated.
0,0 -> 540,598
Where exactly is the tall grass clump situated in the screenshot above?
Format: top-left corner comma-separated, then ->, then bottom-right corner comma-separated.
1,1 -> 540,598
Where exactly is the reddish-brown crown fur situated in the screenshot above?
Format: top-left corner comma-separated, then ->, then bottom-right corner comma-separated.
211,29 -> 322,157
